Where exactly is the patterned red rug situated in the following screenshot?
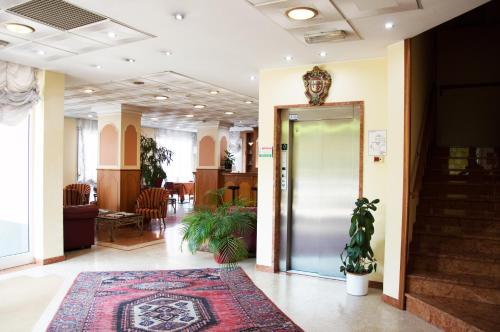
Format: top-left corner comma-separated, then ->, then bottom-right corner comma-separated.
47,268 -> 302,331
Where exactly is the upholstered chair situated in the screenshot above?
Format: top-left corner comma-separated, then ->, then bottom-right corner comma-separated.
65,183 -> 91,204
63,188 -> 87,207
135,188 -> 170,229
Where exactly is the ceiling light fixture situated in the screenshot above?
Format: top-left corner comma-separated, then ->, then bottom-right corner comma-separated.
286,7 -> 318,21
186,114 -> 194,118
250,75 -> 256,81
0,40 -> 10,48
107,31 -> 117,38
284,55 -> 293,62
224,112 -> 234,115
87,114 -> 94,118
209,90 -> 219,95
163,51 -> 173,56
193,104 -> 206,109
151,117 -> 159,121
385,22 -> 394,29
174,13 -> 185,21
319,51 -> 327,57
245,101 -> 253,104
35,49 -> 45,56
93,64 -> 102,69
133,81 -> 144,85
155,96 -> 168,101
83,88 -> 95,94
125,58 -> 136,63
5,23 -> 35,34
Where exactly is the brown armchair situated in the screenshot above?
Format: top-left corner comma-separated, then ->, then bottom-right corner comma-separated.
65,183 -> 91,204
63,204 -> 98,251
135,188 -> 170,229
63,188 -> 86,207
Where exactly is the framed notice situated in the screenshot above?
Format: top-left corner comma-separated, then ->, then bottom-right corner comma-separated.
368,130 -> 387,156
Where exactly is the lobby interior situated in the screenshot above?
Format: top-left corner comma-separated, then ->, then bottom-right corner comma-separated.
1,0 -> 499,331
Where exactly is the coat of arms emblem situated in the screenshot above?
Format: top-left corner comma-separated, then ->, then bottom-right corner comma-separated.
303,66 -> 332,106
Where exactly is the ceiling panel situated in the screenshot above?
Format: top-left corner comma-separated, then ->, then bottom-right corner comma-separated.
71,19 -> 152,46
334,0 -> 421,19
37,31 -> 106,53
65,71 -> 259,130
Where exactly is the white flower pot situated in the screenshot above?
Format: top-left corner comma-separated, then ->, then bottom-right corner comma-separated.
346,272 -> 369,296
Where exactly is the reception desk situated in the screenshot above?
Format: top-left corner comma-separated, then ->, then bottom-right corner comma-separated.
195,169 -> 257,207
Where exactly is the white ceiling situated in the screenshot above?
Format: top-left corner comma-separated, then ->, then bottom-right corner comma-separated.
0,0 -> 490,127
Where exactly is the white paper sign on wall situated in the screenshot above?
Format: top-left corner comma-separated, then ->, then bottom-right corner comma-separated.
259,146 -> 273,158
368,130 -> 387,156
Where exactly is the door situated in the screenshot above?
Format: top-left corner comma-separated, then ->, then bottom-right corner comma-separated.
289,116 -> 359,278
0,116 -> 32,270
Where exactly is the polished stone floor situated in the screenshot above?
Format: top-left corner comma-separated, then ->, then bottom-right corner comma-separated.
0,204 -> 438,332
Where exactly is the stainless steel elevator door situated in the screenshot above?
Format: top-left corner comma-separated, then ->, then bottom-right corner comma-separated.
289,118 -> 359,278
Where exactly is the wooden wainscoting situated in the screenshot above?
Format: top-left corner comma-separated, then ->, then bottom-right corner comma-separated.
194,169 -> 221,208
97,169 -> 141,212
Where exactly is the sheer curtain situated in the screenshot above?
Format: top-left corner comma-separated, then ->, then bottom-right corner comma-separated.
0,60 -> 39,126
77,119 -> 98,186
154,128 -> 197,183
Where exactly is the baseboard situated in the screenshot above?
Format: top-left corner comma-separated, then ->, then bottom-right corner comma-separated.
369,280 -> 383,289
382,294 -> 402,309
255,264 -> 275,273
35,255 -> 65,266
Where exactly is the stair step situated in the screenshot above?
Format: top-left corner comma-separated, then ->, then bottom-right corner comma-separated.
419,197 -> 500,211
415,215 -> 500,236
417,205 -> 498,218
411,233 -> 500,256
406,293 -> 500,332
407,272 -> 500,304
409,252 -> 500,278
414,228 -> 498,241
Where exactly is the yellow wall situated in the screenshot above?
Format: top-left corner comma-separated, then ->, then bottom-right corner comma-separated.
63,117 -> 77,186
257,57 -> 389,282
33,70 -> 65,261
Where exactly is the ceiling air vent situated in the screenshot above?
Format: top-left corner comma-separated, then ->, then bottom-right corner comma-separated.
304,30 -> 347,44
7,0 -> 107,31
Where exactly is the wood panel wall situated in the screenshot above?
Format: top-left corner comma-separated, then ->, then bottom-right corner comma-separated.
97,169 -> 141,212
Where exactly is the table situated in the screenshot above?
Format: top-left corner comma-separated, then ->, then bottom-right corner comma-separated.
95,212 -> 144,242
174,182 -> 195,203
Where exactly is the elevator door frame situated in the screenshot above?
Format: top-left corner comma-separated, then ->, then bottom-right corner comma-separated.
272,101 -> 364,273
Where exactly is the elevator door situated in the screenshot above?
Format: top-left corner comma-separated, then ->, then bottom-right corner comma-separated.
289,118 -> 359,278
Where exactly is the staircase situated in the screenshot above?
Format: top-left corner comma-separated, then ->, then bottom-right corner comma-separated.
406,147 -> 500,332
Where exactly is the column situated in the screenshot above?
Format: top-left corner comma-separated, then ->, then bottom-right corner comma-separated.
96,104 -> 144,212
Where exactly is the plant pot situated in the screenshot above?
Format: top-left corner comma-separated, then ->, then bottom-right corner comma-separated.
346,272 -> 369,296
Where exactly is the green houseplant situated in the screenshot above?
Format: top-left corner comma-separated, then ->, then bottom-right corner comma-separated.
140,135 -> 173,187
181,189 -> 256,267
223,149 -> 235,171
340,197 -> 379,296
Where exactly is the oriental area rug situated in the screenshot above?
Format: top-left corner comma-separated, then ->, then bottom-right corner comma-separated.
47,268 -> 303,331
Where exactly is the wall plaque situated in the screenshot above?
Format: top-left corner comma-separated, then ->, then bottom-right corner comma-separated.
303,66 -> 332,106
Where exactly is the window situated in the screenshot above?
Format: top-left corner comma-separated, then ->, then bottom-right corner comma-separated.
77,119 -> 98,186
155,129 -> 197,183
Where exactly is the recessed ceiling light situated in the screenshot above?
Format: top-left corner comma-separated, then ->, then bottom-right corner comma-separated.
245,101 -> 253,104
385,22 -> 394,29
87,114 -> 94,118
35,49 -> 45,56
151,117 -> 159,121
224,111 -> 234,115
163,51 -> 173,56
174,13 -> 185,21
107,31 -> 117,38
5,23 -> 35,34
176,126 -> 180,129
284,55 -> 293,62
125,58 -> 136,63
209,90 -> 219,95
155,96 -> 168,101
250,75 -> 256,81
319,51 -> 327,57
286,7 -> 318,21
133,81 -> 144,85
83,88 -> 95,94
93,64 -> 102,69
186,114 -> 194,118
193,104 -> 206,109
0,40 -> 10,48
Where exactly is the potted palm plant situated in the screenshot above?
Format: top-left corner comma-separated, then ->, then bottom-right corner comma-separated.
140,135 -> 173,187
340,197 -> 379,296
181,189 -> 257,267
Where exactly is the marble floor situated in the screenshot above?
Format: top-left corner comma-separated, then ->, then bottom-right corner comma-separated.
0,204 -> 438,332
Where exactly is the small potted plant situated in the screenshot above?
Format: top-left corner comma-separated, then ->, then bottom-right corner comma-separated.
223,149 -> 235,171
340,197 -> 379,296
181,189 -> 256,267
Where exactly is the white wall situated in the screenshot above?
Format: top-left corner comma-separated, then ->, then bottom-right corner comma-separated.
33,71 -> 65,261
63,117 -> 77,186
